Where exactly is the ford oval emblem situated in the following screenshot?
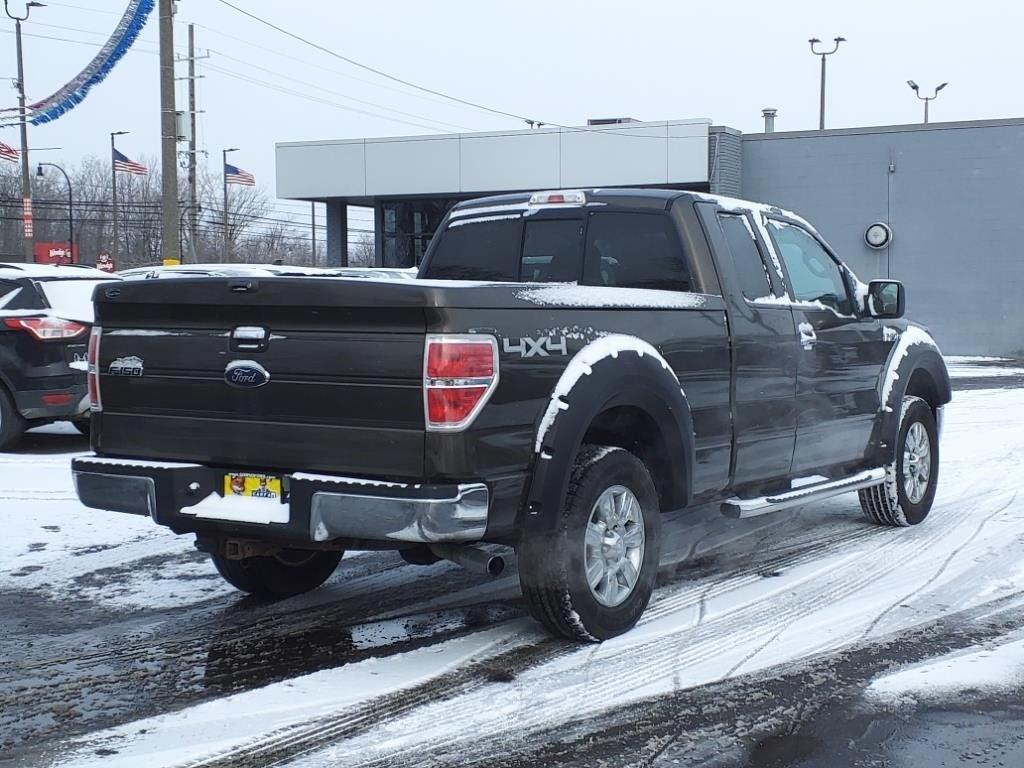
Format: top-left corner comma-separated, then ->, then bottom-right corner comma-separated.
225,360 -> 271,389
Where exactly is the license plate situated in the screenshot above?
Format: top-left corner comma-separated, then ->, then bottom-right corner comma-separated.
224,472 -> 283,501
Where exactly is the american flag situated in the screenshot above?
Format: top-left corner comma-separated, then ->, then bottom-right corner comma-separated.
112,148 -> 148,175
225,163 -> 256,187
0,139 -> 18,163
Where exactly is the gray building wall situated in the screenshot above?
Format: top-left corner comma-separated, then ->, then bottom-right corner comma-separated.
742,119 -> 1024,356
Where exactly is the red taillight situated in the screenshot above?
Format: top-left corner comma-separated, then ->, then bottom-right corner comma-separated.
3,316 -> 88,341
424,335 -> 498,431
42,392 -> 74,406
427,340 -> 496,379
87,326 -> 102,412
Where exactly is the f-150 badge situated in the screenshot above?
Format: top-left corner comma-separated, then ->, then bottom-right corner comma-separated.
109,356 -> 144,376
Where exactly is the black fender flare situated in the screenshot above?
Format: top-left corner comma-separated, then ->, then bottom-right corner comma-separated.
521,336 -> 695,535
869,327 -> 952,465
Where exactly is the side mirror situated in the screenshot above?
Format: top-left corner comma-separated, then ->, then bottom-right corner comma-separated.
867,279 -> 905,319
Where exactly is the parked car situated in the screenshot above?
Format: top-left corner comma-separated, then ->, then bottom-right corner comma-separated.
72,189 -> 950,641
0,263 -> 120,448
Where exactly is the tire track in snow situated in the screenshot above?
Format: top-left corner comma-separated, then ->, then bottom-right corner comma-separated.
175,504 -> 961,768
304,494 -> 1002,768
860,492 -> 1017,640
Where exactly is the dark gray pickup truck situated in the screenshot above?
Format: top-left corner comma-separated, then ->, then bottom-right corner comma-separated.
72,188 -> 951,641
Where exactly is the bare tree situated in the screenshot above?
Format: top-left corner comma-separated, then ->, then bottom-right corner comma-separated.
1,156 -> 323,268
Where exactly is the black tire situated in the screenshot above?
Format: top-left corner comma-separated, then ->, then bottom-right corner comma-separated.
0,387 -> 25,451
859,395 -> 938,527
518,445 -> 661,642
211,548 -> 344,599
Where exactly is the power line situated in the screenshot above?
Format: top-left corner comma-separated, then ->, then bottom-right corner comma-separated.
214,0 -> 531,124
213,0 -> 673,141
207,49 -> 477,132
204,63 -> 462,134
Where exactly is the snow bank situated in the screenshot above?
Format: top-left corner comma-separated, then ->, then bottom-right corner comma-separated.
867,632 -> 1024,703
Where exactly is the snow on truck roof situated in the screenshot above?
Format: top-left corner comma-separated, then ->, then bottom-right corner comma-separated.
449,188 -> 804,220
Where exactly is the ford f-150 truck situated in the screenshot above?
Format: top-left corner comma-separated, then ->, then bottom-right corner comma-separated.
72,189 -> 951,641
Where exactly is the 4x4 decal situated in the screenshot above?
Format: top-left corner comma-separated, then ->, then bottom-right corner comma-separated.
503,335 -> 568,358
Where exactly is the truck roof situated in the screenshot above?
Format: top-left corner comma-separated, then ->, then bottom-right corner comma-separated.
450,188 -> 787,217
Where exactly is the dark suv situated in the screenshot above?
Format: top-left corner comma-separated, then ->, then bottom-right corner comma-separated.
0,264 -> 118,448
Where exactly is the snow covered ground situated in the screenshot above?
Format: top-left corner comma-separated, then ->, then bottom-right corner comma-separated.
1,376 -> 1023,767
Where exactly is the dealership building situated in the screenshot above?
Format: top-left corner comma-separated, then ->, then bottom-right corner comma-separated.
276,115 -> 1024,356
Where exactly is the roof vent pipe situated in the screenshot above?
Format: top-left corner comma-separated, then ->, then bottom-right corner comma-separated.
762,108 -> 777,133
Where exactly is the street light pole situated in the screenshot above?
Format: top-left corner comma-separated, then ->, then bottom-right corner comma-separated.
5,0 -> 45,262
36,162 -> 73,260
907,80 -> 948,124
809,36 -> 845,130
110,130 -> 128,268
222,147 -> 238,262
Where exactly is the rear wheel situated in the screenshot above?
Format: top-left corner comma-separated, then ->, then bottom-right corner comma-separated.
859,395 -> 938,526
0,387 -> 25,452
211,548 -> 344,599
518,445 -> 661,642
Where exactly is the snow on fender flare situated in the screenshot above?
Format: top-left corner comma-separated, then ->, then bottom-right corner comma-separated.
523,334 -> 695,534
869,325 -> 951,464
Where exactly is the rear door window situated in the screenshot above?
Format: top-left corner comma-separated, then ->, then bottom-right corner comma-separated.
717,213 -> 774,301
583,212 -> 691,291
0,280 -> 41,311
37,279 -> 117,323
422,215 -> 523,281
520,219 -> 583,283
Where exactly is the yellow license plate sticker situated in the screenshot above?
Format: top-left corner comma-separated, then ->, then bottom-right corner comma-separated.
224,472 -> 283,501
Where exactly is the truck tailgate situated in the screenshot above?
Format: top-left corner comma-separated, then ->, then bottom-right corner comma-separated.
93,278 -> 426,477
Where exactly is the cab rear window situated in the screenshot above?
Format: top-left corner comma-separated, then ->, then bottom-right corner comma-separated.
422,215 -> 523,281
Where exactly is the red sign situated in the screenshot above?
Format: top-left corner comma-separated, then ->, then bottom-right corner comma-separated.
96,251 -> 115,273
23,198 -> 32,239
34,242 -> 79,265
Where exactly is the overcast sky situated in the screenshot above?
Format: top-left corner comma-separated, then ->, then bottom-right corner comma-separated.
3,0 -> 1022,226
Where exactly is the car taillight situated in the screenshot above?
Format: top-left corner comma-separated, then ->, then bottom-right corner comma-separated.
87,326 -> 102,412
424,335 -> 499,431
3,316 -> 88,341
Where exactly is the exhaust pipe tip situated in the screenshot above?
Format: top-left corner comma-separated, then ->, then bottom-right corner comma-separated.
430,544 -> 505,578
484,554 -> 505,577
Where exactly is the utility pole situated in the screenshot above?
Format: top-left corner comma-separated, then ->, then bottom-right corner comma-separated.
809,36 -> 845,130
311,202 -> 316,266
222,147 -> 238,261
110,130 -> 128,266
907,80 -> 948,124
187,23 -> 198,262
158,0 -> 180,263
5,0 -> 44,262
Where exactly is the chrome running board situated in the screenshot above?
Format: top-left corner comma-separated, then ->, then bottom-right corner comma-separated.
721,468 -> 885,519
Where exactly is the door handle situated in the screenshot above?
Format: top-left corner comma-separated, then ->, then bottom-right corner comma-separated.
798,323 -> 817,350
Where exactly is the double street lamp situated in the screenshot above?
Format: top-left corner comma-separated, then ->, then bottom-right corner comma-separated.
36,162 -> 72,261
907,80 -> 948,124
809,36 -> 845,130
